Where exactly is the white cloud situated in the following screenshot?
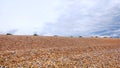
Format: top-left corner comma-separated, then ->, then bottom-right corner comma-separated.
42,0 -> 120,37
0,0 -> 120,37
0,0 -> 62,34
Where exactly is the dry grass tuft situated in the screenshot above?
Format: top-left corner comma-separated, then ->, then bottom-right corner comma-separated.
0,35 -> 120,68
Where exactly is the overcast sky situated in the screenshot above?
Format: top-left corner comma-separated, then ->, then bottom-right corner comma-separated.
0,0 -> 120,37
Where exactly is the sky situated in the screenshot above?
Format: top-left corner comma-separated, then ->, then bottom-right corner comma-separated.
0,0 -> 120,37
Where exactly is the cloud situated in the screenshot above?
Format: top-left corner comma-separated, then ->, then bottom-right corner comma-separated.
41,0 -> 120,37
0,0 -> 62,35
0,29 -> 18,34
0,0 -> 120,37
